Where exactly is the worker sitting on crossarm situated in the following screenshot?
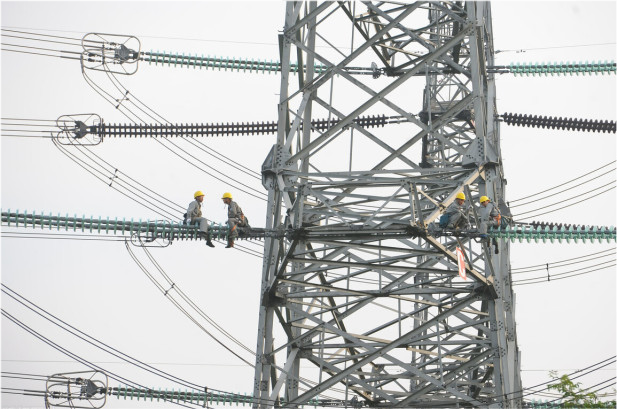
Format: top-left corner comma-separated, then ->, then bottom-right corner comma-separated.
186,190 -> 215,247
478,195 -> 501,235
444,192 -> 469,229
222,192 -> 247,248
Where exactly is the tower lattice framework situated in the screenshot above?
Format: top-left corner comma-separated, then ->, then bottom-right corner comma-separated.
253,2 -> 522,408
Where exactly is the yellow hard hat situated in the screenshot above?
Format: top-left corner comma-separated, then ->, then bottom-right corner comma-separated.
455,192 -> 466,200
194,190 -> 205,198
479,195 -> 490,203
222,192 -> 232,199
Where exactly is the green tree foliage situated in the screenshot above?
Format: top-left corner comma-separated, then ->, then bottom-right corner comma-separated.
547,371 -> 616,408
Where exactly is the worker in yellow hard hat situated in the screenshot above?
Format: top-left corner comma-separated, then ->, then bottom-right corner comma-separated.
222,192 -> 248,248
443,191 -> 469,230
478,195 -> 501,235
186,190 -> 215,247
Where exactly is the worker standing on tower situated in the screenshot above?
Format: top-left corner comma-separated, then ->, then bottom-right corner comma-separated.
186,190 -> 215,247
478,195 -> 501,235
444,192 -> 469,230
222,192 -> 246,248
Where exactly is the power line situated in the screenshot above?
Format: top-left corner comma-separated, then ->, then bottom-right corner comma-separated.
0,308 -> 204,409
1,28 -> 99,44
512,263 -> 615,286
509,168 -> 615,208
511,248 -> 616,274
1,285 -> 205,391
1,32 -> 80,47
0,285 -> 281,408
124,243 -> 256,366
512,180 -> 616,217
79,64 -> 268,201
0,282 -> 308,406
52,138 -> 183,220
0,47 -> 81,61
510,247 -> 617,274
2,360 -> 249,366
508,161 -> 616,204
514,185 -> 615,220
496,42 -> 616,53
106,67 -> 266,196
67,63 -> 267,256
1,25 -> 279,47
1,231 -> 130,242
511,357 -> 617,403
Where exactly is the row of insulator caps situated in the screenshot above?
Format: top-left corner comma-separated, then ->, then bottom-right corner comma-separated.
507,61 -> 615,76
528,221 -> 615,230
524,398 -> 581,409
95,115 -> 389,137
500,113 -> 616,133
493,223 -> 615,233
82,113 -> 614,139
488,224 -> 615,243
109,387 -> 256,404
143,52 -> 615,77
0,212 -> 263,241
108,387 -> 356,407
142,51 -> 329,73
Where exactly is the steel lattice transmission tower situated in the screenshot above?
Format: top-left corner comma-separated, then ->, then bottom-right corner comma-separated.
254,2 -> 522,408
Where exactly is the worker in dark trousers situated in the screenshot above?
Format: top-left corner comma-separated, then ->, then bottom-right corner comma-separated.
222,192 -> 245,248
478,195 -> 501,235
445,192 -> 469,229
186,190 -> 215,247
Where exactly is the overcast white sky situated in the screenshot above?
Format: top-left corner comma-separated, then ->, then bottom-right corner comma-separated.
1,1 -> 616,408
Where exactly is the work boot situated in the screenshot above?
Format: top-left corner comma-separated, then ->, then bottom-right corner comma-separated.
199,232 -> 215,247
225,238 -> 235,248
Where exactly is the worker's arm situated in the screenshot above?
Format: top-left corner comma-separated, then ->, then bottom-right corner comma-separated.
232,202 -> 243,218
186,201 -> 199,220
489,203 -> 500,218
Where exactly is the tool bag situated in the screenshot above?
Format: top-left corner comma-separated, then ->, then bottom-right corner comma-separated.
439,213 -> 450,228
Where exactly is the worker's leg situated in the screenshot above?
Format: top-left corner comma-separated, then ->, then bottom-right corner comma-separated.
197,217 -> 209,234
228,218 -> 240,238
479,221 -> 488,234
196,217 -> 214,247
446,213 -> 461,229
226,218 -> 239,248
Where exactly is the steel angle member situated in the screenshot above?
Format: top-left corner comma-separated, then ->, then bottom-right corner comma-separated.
422,168 -> 482,226
423,235 -> 494,292
286,257 -> 452,277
